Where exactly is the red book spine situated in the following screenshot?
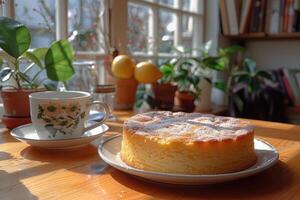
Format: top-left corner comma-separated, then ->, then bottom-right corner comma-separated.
282,73 -> 296,104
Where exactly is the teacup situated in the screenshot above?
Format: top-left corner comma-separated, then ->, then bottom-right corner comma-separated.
29,91 -> 109,139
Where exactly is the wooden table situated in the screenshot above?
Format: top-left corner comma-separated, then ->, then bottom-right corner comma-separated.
0,111 -> 299,200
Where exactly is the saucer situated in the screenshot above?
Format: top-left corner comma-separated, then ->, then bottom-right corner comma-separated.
11,123 -> 109,149
98,136 -> 279,185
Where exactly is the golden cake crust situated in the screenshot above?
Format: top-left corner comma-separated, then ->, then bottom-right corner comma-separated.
124,111 -> 254,143
121,111 -> 257,174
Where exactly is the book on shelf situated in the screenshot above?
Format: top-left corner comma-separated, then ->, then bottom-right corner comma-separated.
277,68 -> 300,107
219,0 -> 230,35
239,0 -> 252,33
226,0 -> 239,35
220,0 -> 300,35
273,69 -> 295,105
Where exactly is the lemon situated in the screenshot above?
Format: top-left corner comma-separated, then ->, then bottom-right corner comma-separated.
134,61 -> 163,83
112,55 -> 135,79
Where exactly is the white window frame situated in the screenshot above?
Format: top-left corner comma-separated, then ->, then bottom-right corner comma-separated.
0,0 -> 207,61
126,0 -> 204,60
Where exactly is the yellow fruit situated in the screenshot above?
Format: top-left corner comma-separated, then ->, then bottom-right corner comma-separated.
134,61 -> 163,83
112,55 -> 135,79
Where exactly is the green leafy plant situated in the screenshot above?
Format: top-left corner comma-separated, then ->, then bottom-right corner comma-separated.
0,17 -> 74,90
202,45 -> 245,93
208,45 -> 274,113
171,46 -> 203,98
158,62 -> 176,84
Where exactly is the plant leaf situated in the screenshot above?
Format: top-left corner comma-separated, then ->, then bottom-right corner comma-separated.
160,63 -> 173,75
256,70 -> 273,80
45,39 -> 75,81
214,80 -> 227,92
243,58 -> 256,73
22,51 -> 43,68
203,40 -> 212,53
221,45 -> 244,57
202,57 -> 225,71
0,67 -> 13,82
0,17 -> 31,59
32,48 -> 48,60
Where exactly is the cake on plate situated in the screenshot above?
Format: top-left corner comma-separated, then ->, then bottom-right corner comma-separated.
120,111 -> 256,175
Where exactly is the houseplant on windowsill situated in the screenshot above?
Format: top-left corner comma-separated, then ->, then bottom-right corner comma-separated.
173,56 -> 201,113
151,61 -> 177,110
0,17 -> 74,128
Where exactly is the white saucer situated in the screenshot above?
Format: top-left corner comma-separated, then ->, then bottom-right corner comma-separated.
11,123 -> 109,149
98,136 -> 279,185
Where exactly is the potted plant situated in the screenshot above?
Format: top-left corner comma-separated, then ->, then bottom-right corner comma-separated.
172,52 -> 201,113
218,58 -> 283,120
211,45 -> 284,120
151,61 -> 177,110
0,17 -> 74,128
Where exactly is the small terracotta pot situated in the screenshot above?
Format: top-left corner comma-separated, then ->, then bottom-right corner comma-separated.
151,83 -> 177,110
175,91 -> 195,113
0,89 -> 45,129
114,78 -> 138,110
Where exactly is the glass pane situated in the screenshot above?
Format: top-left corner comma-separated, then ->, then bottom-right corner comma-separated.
182,15 -> 193,50
182,0 -> 191,11
157,58 -> 169,66
159,10 -> 175,53
0,1 -> 5,16
128,3 -> 151,53
159,0 -> 176,8
15,0 -> 56,48
68,0 -> 106,52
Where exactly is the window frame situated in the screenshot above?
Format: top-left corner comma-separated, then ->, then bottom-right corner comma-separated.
0,0 -> 206,60
127,0 -> 204,59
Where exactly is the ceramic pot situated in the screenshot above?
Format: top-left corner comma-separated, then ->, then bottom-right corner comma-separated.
0,89 -> 45,129
175,91 -> 195,113
151,83 -> 177,110
114,78 -> 138,110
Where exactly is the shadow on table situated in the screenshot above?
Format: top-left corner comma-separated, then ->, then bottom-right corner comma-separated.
110,161 -> 293,199
20,144 -> 110,175
0,152 -> 38,199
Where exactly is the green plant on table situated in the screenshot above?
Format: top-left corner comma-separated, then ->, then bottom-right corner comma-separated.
0,17 -> 75,90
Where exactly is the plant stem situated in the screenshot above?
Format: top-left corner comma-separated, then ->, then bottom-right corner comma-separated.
15,60 -> 22,90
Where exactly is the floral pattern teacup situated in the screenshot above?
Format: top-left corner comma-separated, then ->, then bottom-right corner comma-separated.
30,91 -> 109,139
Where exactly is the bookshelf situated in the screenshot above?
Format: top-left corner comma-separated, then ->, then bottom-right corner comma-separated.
223,32 -> 300,41
219,0 -> 300,42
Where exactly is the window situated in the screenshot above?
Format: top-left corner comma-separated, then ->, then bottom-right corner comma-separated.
127,0 -> 204,62
0,0 -> 205,80
15,0 -> 56,48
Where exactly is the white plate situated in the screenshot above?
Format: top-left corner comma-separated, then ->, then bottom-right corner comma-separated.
98,136 -> 279,185
11,123 -> 109,149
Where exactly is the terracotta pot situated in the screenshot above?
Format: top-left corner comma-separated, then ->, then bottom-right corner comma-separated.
151,83 -> 177,110
0,89 -> 45,129
175,91 -> 195,113
114,78 -> 138,110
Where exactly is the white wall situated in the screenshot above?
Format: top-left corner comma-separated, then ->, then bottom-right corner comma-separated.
245,41 -> 300,70
205,0 -> 228,106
